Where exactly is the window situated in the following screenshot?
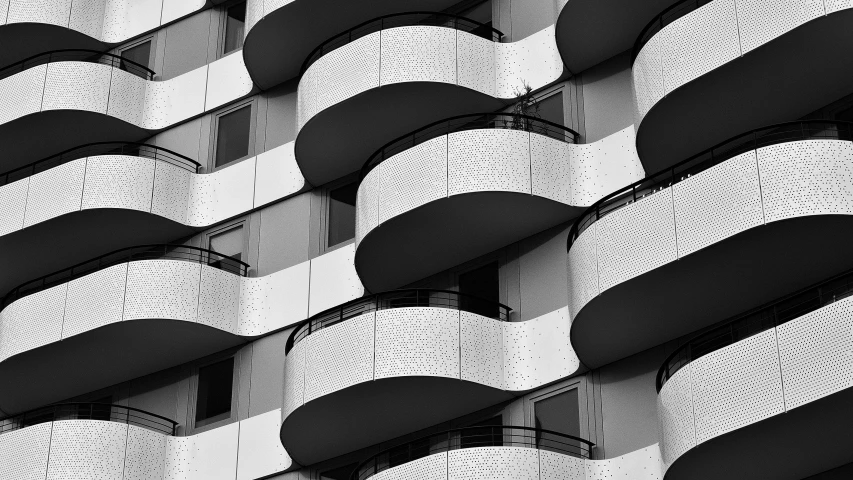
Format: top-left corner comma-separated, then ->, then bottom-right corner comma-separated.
327,181 -> 358,248
120,40 -> 152,71
208,225 -> 245,270
195,357 -> 235,427
537,92 -> 565,127
458,262 -> 500,318
223,2 -> 246,55
214,105 -> 253,167
533,389 -> 584,456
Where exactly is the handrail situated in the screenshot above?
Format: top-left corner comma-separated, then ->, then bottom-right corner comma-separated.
0,141 -> 200,187
0,403 -> 178,436
301,11 -> 504,74
656,267 -> 853,392
632,0 -> 714,62
285,289 -> 513,354
3,244 -> 251,309
566,120 -> 853,251
0,49 -> 156,81
360,113 -> 581,181
351,425 -> 595,480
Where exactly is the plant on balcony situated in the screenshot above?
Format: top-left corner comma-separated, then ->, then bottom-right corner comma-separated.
510,81 -> 545,135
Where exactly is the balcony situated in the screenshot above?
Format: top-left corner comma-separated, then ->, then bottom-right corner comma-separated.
632,0 -> 853,172
355,113 -> 643,292
280,291 -> 578,465
568,120 -> 853,368
658,271 -> 853,479
294,14 -> 565,186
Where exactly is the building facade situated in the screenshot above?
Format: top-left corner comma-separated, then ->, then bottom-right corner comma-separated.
0,0 -> 850,479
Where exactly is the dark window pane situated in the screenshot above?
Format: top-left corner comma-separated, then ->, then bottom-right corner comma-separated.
195,357 -> 234,426
461,416 -> 502,449
319,463 -> 358,480
459,262 -> 499,318
215,106 -> 252,167
223,2 -> 246,54
537,92 -> 564,126
534,390 -> 583,456
121,41 -> 151,70
328,182 -> 358,247
836,105 -> 853,122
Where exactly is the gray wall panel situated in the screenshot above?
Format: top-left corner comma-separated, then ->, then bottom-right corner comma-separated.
518,222 -> 571,322
263,80 -> 298,151
152,118 -> 202,162
161,10 -> 213,80
257,193 -> 311,275
128,368 -> 181,425
248,330 -> 290,417
581,52 -> 634,143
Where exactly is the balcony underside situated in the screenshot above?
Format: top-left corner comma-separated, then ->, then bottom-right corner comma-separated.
0,23 -> 104,68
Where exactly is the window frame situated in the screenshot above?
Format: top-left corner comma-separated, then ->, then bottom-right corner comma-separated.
523,377 -> 590,446
188,353 -> 240,434
218,0 -> 247,59
320,174 -> 360,253
202,218 -> 250,270
116,35 -> 156,73
209,98 -> 257,171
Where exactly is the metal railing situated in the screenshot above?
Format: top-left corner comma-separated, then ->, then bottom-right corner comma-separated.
361,113 -> 580,180
301,12 -> 504,74
0,49 -> 156,82
632,0 -> 715,62
351,426 -> 594,480
0,142 -> 200,187
285,289 -> 512,354
0,403 -> 178,436
3,244 -> 250,309
657,268 -> 853,392
566,120 -> 853,251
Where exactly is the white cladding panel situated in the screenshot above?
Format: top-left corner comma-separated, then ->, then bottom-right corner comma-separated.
568,223 -> 599,320
181,422 -> 239,480
735,0 -> 824,54
101,0 -> 162,43
460,311 -> 504,390
448,129 -> 531,196
151,161 -> 192,225
68,0 -> 107,39
570,126 -> 645,206
123,260 -> 200,322
236,409 -> 291,480
631,34 -> 664,124
374,307 -> 460,380
0,64 -> 46,124
539,450 -> 585,480
163,436 -> 192,480
62,263 -> 128,338
253,143 -> 305,208
447,447 -> 539,480
23,158 -> 85,228
307,244 -> 364,316
187,157 -> 256,227
379,26 -> 457,86
356,167 -> 380,246
205,54 -> 255,111
0,178 -> 27,236
303,312 -> 375,404
657,365 -> 696,469
372,452 -> 448,480
585,445 -> 663,480
378,135 -> 449,224
197,265 -> 240,334
0,422 -> 52,480
42,62 -> 111,114
123,424 -> 167,480
142,66 -> 208,129
162,0 -> 206,25
238,261 -> 310,336
0,283 -> 67,362
282,336 -> 307,420
503,307 -> 577,391
826,0 -> 853,13
457,32 -> 496,96
6,0 -> 70,26
107,68 -> 147,126
81,156 -> 156,212
46,420 -> 128,480
494,25 -> 563,98
530,134 -> 572,205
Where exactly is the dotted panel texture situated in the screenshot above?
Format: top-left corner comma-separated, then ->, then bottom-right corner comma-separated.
107,68 -> 147,126
123,260 -> 200,323
253,142 -> 305,207
42,62 -> 112,114
303,312 -> 375,404
69,0 -> 107,39
186,158 -> 255,227
23,158 -> 85,228
82,155 -> 155,212
63,263 -> 128,339
596,188 -> 677,293
673,150 -> 763,257
163,436 -> 192,480
570,126 -> 645,207
6,0 -> 70,26
539,450 -> 585,480
374,307 -> 460,380
297,32 -> 380,131
0,423 -> 52,480
282,336 -> 307,420
245,0 -> 264,32
690,329 -> 785,444
457,31 -> 496,96
826,0 -> 853,13
101,0 -> 163,43
205,53 -> 255,111
568,223 -> 599,320
378,135 -> 449,224
495,25 -> 563,98
356,167 -> 380,246
0,283 -> 67,362
586,445 -> 662,480
238,262 -> 310,336
379,26 -> 457,86
503,307 -> 578,391
661,0 -> 741,96
0,178 -> 28,236
236,409 -> 291,480
123,424 -> 167,480
197,265 -> 240,334
736,0 -> 825,54
631,34 -> 664,125
141,66 -> 208,130
530,133 -> 572,205
460,311 -> 504,389
46,420 -> 128,480
657,365 -> 696,469
0,64 -> 46,124
777,297 -> 853,410
307,244 -> 364,317
372,452 -> 448,480
151,161 -> 192,225
447,447 -> 539,480
448,129 -> 531,196
758,140 -> 853,222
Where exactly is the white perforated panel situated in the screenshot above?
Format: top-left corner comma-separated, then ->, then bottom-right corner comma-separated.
459,311 -> 504,389
0,283 -> 67,362
457,32 -> 496,96
161,0 -> 206,25
197,265 -> 240,334
585,444 -> 662,480
151,161 -> 192,225
826,0 -> 853,13
253,142 -> 305,208
42,62 -> 111,114
123,260 -> 200,322
62,263 -> 128,339
0,177 -> 27,236
245,0 -> 264,32
282,337 -> 307,420
101,0 -> 162,43
186,158 -> 255,227
539,450 -> 585,480
163,436 -> 191,480
68,0 -> 107,39
307,244 -> 364,317
736,0 -> 824,54
568,223 -> 599,320
141,66 -> 207,130
570,126 -> 645,206
379,26 -> 457,86
0,64 -> 46,125
372,452 -> 448,480
205,53 -> 255,111
236,409 -> 291,480
374,307 -> 460,380
46,420 -> 128,480
81,155 -> 155,212
6,0 -> 70,26
631,34 -> 664,125
673,150 -> 763,257
123,424 -> 167,480
107,68 -> 147,126
303,312 -> 375,404
356,166 -> 380,246
530,134 -> 572,205
657,365 -> 696,469
495,25 -> 564,98
23,158 -> 85,228
447,447 -> 539,480
503,307 -> 578,391
378,135 -> 449,224
238,262 -> 310,336
0,422 -> 52,480
448,129 -> 531,196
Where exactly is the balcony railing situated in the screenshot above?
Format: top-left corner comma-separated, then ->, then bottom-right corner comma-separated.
3,244 -> 250,309
657,268 -> 853,392
351,425 -> 595,480
285,289 -> 512,354
301,11 -> 504,74
0,141 -> 200,187
632,0 -> 714,62
0,49 -> 156,81
361,113 -> 581,180
0,403 -> 178,436
566,120 -> 853,251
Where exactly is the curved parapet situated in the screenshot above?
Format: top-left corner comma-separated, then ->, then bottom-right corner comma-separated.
632,0 -> 853,171
567,121 -> 853,368
355,115 -> 643,292
280,290 -> 578,466
295,19 -> 565,185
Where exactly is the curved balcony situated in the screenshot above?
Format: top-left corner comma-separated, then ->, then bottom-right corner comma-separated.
355,113 -> 644,292
632,0 -> 853,172
567,120 -> 853,368
243,0 -> 462,89
281,291 -> 578,465
0,49 -> 254,165
658,272 -> 853,479
295,16 -> 565,186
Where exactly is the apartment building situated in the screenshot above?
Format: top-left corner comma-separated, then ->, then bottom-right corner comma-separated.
0,0 -> 850,479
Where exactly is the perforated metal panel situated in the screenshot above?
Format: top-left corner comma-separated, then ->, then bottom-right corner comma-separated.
495,25 -> 563,98
570,126 -> 645,207
826,0 -> 853,13
568,223 -> 599,320
6,0 -> 70,26
503,307 -> 578,391
530,133 -> 572,205
46,420 -> 128,480
379,26 -> 457,86
378,135 -> 448,224
457,32 -> 496,96
107,68 -> 147,126
595,188 -> 677,293
0,423 -> 52,480
673,150 -> 763,257
307,244 -> 364,317
163,436 -> 192,480
81,155 -> 156,212
123,260 -> 200,323
123,424 -> 167,480
539,450 -> 585,480
151,161 -> 192,225
736,0 -> 824,54
631,34 -> 664,125
68,0 -> 106,39
0,64 -> 46,125
373,452 -> 448,480
303,312 -> 375,404
186,158 -> 255,227
657,365 -> 696,469
0,178 -> 27,236
374,307 -> 460,380
777,297 -> 853,410
141,66 -> 207,130
205,53 -> 255,111
63,263 -> 128,339
356,166 -> 380,246
236,409 -> 291,480
23,158 -> 85,228
586,444 -> 662,480
101,0 -> 162,43
460,311 -> 504,389
197,265 -> 240,334
758,140 -> 853,223
0,1 -> 10,24
238,262 -> 310,336
690,329 -> 785,444
282,336 -> 307,420
253,142 -> 305,208
0,283 -> 67,362
448,129 -> 531,196
42,62 -> 112,114
182,422 -> 239,480
447,447 -> 539,480
245,0 -> 264,32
